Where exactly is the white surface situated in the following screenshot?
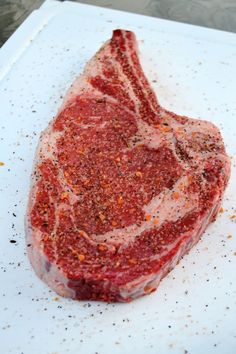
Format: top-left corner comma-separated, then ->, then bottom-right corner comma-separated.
0,1 -> 236,353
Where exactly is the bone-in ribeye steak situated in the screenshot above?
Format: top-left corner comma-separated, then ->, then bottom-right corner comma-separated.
26,29 -> 230,302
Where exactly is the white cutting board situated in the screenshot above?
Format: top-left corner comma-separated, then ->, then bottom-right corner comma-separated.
0,1 -> 236,353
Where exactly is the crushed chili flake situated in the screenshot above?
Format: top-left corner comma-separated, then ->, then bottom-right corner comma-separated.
188,175 -> 193,183
191,132 -> 198,137
144,285 -> 154,294
99,213 -> 106,221
153,218 -> 159,225
98,244 -> 107,252
117,196 -> 123,205
111,220 -> 118,226
73,184 -> 80,193
78,230 -> 87,238
83,179 -> 90,186
60,191 -> 69,200
78,254 -> 85,261
135,171 -> 142,177
129,258 -> 137,264
101,182 -> 109,189
145,214 -> 151,222
156,124 -> 171,133
172,191 -> 180,200
184,202 -> 191,209
43,234 -> 49,242
219,207 -> 224,213
176,127 -> 184,134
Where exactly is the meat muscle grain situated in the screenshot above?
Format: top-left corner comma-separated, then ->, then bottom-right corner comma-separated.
26,30 -> 230,302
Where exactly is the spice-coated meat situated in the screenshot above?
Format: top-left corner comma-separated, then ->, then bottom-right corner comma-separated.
26,29 -> 230,302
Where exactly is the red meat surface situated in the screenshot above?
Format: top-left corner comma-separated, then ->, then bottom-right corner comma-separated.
26,30 -> 230,302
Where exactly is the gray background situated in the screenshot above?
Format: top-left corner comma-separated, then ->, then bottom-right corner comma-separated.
1,0 -> 236,47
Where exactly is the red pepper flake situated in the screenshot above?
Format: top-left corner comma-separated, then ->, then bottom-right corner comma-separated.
60,191 -> 69,200
176,127 -> 184,134
191,131 -> 198,137
78,230 -> 87,237
172,191 -> 180,200
98,244 -> 107,252
135,171 -> 142,177
78,254 -> 85,262
38,202 -> 49,215
128,258 -> 137,264
144,285 -> 155,294
99,212 -> 106,221
145,214 -> 151,222
153,218 -> 159,225
64,171 -> 73,184
73,184 -> 80,193
188,175 -> 193,183
219,207 -> 224,213
59,153 -> 67,161
83,179 -> 90,186
0,162 -> 4,166
129,208 -> 136,215
184,202 -> 191,209
117,196 -> 123,205
111,220 -> 118,226
42,234 -> 49,242
101,182 -> 110,189
156,124 -> 171,133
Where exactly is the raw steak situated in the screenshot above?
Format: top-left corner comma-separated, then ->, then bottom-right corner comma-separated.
26,29 -> 230,302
